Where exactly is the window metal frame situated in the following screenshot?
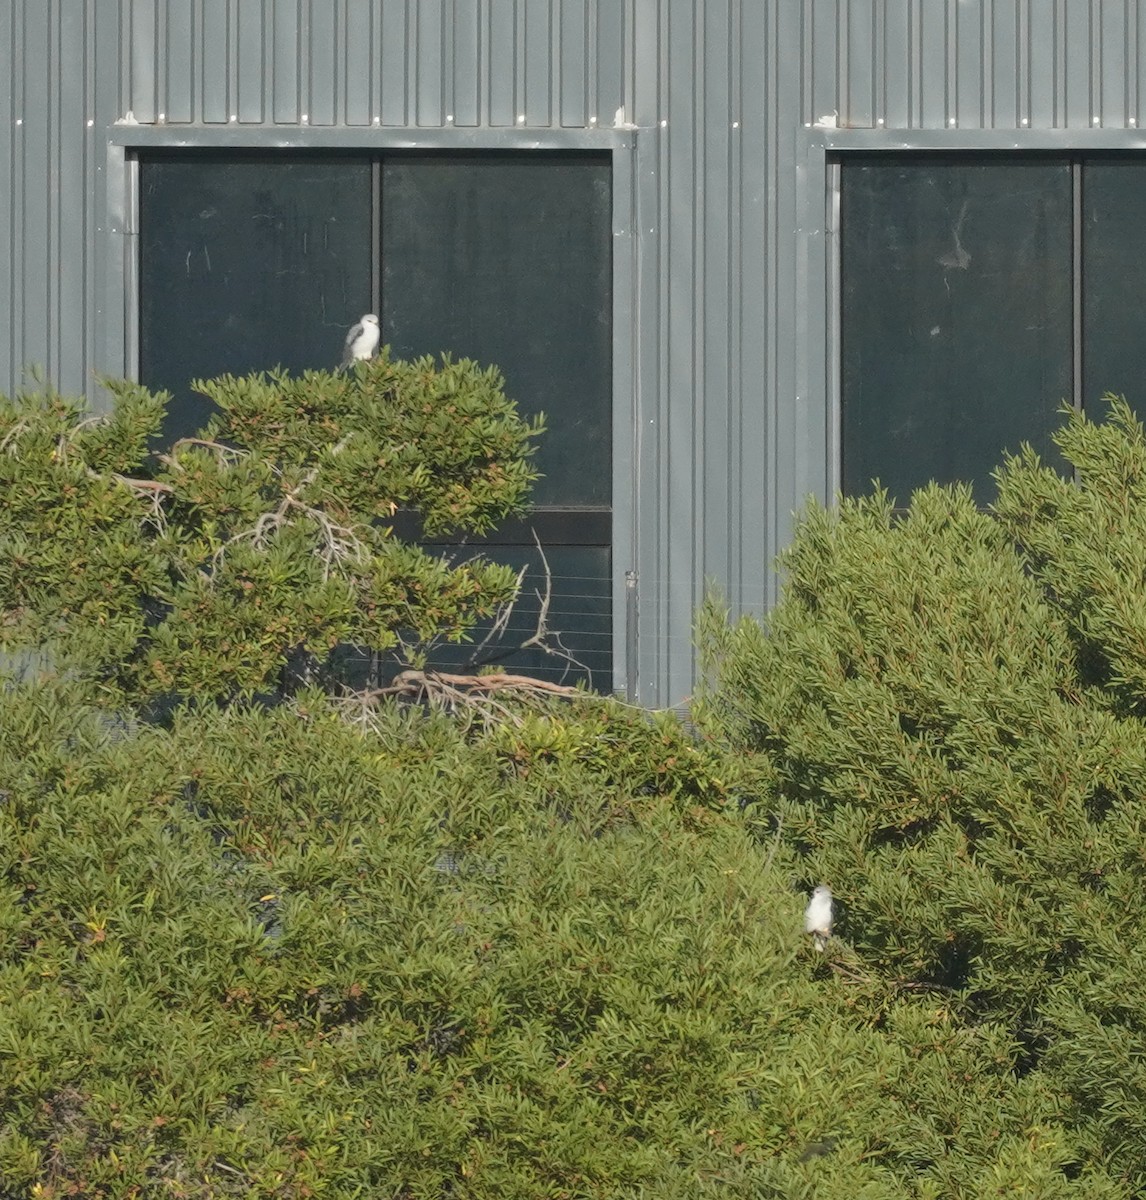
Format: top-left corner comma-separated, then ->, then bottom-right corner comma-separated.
802,127 -> 1146,506
107,124 -> 638,697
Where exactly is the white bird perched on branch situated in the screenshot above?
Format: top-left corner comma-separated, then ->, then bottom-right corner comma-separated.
805,884 -> 833,952
340,313 -> 380,368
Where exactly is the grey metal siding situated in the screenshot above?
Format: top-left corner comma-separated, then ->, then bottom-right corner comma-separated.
99,1 -> 634,130
6,0 -> 1146,705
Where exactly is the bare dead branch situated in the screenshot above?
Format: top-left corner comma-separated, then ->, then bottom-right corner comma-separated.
158,438 -> 250,478
211,468 -> 368,579
110,474 -> 175,495
463,531 -> 593,684
464,563 -> 528,664
337,667 -> 585,729
114,475 -> 172,534
170,436 -> 247,457
0,419 -> 29,454
382,669 -> 582,698
827,959 -> 870,984
762,815 -> 784,874
84,466 -> 176,534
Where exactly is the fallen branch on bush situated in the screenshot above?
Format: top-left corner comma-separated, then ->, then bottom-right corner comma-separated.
338,668 -> 585,727
464,533 -> 592,684
380,668 -> 582,699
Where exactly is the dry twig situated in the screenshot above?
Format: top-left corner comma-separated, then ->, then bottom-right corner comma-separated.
0,419 -> 29,454
339,668 -> 583,728
464,531 -> 593,684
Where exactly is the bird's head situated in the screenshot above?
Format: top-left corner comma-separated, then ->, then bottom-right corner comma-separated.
362,313 -> 379,326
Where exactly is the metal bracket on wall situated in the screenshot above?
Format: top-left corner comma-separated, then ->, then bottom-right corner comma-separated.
624,569 -> 639,703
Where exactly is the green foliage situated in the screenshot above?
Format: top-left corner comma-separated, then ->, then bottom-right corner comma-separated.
10,379 -> 1146,1194
696,396 -> 1146,1194
1,682 -> 1119,1199
482,702 -> 731,815
0,354 -> 543,704
994,396 -> 1146,712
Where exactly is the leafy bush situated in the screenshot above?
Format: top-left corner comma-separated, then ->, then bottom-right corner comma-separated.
697,397 -> 1146,1193
0,682 -> 1117,1198
0,354 -> 543,704
9,380 -> 1146,1195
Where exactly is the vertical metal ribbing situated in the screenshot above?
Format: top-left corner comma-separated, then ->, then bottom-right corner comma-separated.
22,1 -> 50,384
58,1 -> 91,390
47,0 -> 56,384
1128,0 -> 1139,126
765,0 -> 782,606
727,0 -> 742,613
0,1 -> 14,397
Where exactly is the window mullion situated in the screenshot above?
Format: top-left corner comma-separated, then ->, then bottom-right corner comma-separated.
1072,158 -> 1084,413
371,159 -> 382,317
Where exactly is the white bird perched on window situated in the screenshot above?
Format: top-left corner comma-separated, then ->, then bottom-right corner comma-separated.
340,313 -> 380,368
805,884 -> 833,952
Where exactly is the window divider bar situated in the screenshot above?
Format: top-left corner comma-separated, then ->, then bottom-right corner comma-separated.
368,158 -> 383,690
371,159 -> 382,317
826,158 -> 842,499
1072,159 -> 1083,412
123,154 -> 141,383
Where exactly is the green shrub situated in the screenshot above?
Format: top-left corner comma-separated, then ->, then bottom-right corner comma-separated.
697,397 -> 1146,1193
0,354 -> 543,705
9,386 -> 1146,1195
0,683 -> 1117,1198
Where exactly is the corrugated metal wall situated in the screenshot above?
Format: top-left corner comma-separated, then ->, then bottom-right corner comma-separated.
5,0 -> 1146,705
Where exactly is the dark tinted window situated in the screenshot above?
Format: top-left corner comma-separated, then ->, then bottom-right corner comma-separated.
1083,161 -> 1146,418
381,153 -> 612,507
137,151 -> 613,691
140,155 -> 373,436
420,544 -> 611,687
841,158 -> 1073,503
